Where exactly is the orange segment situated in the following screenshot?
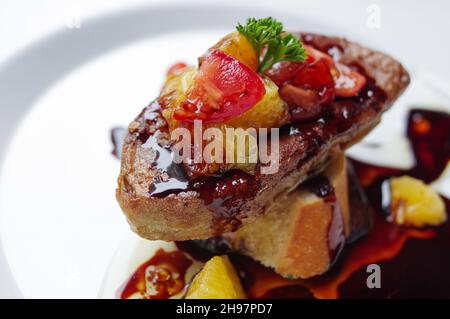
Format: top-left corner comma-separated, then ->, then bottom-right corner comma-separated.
390,175 -> 446,227
208,32 -> 258,71
186,255 -> 246,299
226,77 -> 288,129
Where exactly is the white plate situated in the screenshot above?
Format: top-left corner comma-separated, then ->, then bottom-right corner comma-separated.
0,4 -> 449,299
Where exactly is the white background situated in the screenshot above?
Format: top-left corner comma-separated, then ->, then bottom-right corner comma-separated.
0,0 -> 449,298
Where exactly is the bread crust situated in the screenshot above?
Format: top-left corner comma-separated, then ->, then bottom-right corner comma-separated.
116,33 -> 410,241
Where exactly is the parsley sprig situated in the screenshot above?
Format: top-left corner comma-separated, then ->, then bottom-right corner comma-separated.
236,17 -> 306,73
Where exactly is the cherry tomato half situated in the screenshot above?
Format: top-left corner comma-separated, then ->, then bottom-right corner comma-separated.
286,58 -> 336,109
174,50 -> 265,123
266,44 -> 367,103
264,46 -> 337,122
305,45 -> 366,97
304,45 -> 338,77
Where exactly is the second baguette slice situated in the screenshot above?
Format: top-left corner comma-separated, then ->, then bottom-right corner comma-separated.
223,154 -> 350,279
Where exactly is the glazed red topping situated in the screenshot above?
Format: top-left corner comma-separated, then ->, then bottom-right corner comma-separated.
290,58 -> 335,103
174,50 -> 265,123
171,44 -> 366,124
266,44 -> 366,122
264,61 -> 306,87
304,45 -> 337,75
268,56 -> 335,121
304,45 -> 366,97
334,64 -> 367,97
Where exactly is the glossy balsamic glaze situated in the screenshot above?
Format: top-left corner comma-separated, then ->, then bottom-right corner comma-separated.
178,170 -> 258,233
130,102 -> 258,234
304,176 -> 346,266
406,109 -> 450,183
119,249 -> 192,299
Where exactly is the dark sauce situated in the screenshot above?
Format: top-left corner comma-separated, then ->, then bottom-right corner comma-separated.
183,170 -> 258,234
150,165 -> 257,234
306,175 -> 335,199
119,248 -> 192,299
130,105 -> 258,234
143,132 -> 189,195
304,176 -> 346,266
406,109 -> 450,183
336,165 -> 448,299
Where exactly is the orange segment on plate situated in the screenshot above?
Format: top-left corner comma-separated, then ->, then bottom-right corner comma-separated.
185,255 -> 246,299
389,175 -> 447,227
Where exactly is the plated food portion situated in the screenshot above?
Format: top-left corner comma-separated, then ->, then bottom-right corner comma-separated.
117,17 -> 409,240
114,17 -> 449,298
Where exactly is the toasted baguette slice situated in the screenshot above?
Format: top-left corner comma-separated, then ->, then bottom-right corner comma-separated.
223,153 -> 350,278
117,33 -> 409,241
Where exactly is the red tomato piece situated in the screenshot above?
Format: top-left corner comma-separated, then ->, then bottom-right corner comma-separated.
334,64 -> 367,97
264,49 -> 315,87
174,50 -> 265,123
264,61 -> 306,87
290,58 -> 335,105
304,45 -> 338,77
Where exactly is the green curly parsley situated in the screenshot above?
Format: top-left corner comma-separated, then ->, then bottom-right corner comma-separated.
236,17 -> 307,73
